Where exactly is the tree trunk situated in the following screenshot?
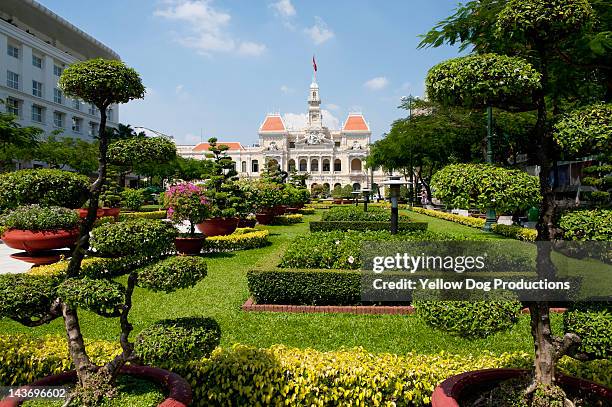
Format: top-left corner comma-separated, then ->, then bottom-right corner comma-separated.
63,106 -> 109,385
529,301 -> 555,385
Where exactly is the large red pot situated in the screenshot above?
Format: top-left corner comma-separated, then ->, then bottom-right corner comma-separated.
175,235 -> 205,255
0,365 -> 192,407
255,212 -> 275,225
272,205 -> 287,216
286,207 -> 300,214
431,369 -> 612,407
1,229 -> 80,253
197,217 -> 238,236
78,208 -> 105,219
102,207 -> 121,219
237,218 -> 257,228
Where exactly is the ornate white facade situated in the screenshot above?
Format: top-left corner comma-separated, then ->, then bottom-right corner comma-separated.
177,79 -> 386,191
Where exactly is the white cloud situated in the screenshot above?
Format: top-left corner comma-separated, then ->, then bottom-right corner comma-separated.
280,85 -> 293,94
154,0 -> 266,56
325,103 -> 339,111
304,17 -> 334,45
282,109 -> 339,130
175,84 -> 184,94
270,0 -> 295,18
364,76 -> 389,91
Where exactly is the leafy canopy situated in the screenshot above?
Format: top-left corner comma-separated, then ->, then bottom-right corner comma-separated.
554,103 -> 612,156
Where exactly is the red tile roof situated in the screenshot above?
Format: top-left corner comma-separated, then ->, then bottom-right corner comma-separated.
260,115 -> 286,132
343,114 -> 369,132
192,142 -> 243,152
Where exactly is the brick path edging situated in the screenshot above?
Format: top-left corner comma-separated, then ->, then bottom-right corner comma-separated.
242,298 -> 567,316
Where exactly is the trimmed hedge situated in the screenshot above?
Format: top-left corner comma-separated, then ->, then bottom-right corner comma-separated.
248,269 -> 362,305
90,219 -> 177,258
0,205 -> 79,232
310,221 -> 427,232
272,214 -> 303,225
0,169 -> 89,211
559,209 -> 612,241
118,210 -> 167,221
298,208 -> 316,215
564,303 -> 611,360
491,223 -> 538,242
135,317 -> 221,365
137,256 -> 207,293
28,255 -> 156,279
322,206 -> 402,222
202,229 -> 270,252
1,335 -> 611,406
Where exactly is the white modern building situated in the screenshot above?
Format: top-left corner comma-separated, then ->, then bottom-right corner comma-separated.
0,0 -> 120,141
178,79 -> 387,192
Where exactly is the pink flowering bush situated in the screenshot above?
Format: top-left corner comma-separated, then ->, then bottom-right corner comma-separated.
163,183 -> 210,236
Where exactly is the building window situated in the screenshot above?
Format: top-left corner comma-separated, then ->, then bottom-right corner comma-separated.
88,105 -> 96,116
289,141 -> 295,148
32,81 -> 43,98
353,183 -> 361,191
53,88 -> 63,104
53,64 -> 63,76
89,122 -> 98,137
299,159 -> 307,172
288,159 -> 296,172
351,158 -> 362,172
73,99 -> 80,110
107,108 -> 113,121
311,159 -> 319,172
7,45 -> 19,58
32,55 -> 42,68
72,117 -> 82,133
6,98 -> 20,117
322,159 -> 330,172
31,105 -> 44,123
241,161 -> 247,173
6,71 -> 19,90
334,141 -> 341,148
334,159 -> 342,172
252,159 -> 259,173
53,111 -> 64,128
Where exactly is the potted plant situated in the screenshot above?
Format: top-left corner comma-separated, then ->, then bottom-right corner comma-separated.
0,205 -> 80,254
99,170 -> 122,219
284,185 -> 310,213
198,138 -> 241,236
332,185 -> 343,204
163,183 -> 210,255
235,180 -> 258,228
254,181 -> 282,225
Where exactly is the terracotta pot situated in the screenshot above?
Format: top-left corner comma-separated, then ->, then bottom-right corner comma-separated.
286,207 -> 300,214
333,199 -> 342,204
237,218 -> 257,228
0,365 -> 192,407
174,235 -> 205,255
197,217 -> 238,236
1,229 -> 80,253
431,368 -> 612,407
102,207 -> 121,219
272,205 -> 287,215
78,208 -> 105,219
255,212 -> 275,225
10,250 -> 71,266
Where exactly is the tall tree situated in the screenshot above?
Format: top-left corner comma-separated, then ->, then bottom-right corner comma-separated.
0,103 -> 42,171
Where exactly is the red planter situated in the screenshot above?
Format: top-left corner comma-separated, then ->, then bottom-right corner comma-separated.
0,365 -> 192,407
255,212 -> 275,225
78,208 -> 105,219
237,218 -> 257,228
174,236 -> 205,255
1,229 -> 80,253
286,207 -> 300,214
196,217 -> 238,236
272,205 -> 287,216
102,207 -> 121,219
431,369 -> 612,407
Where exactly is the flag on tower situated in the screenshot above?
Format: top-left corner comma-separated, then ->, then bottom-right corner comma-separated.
312,55 -> 317,72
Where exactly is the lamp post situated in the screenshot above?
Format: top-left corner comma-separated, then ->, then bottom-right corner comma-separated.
352,190 -> 360,207
483,106 -> 496,231
361,187 -> 371,212
382,175 -> 405,235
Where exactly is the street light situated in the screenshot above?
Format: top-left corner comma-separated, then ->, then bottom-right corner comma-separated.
483,106 -> 497,231
361,187 -> 371,212
382,175 -> 406,234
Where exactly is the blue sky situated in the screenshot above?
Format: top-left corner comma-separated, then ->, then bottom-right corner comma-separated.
39,0 -> 464,144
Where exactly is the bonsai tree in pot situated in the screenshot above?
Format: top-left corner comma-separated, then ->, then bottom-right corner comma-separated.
163,183 -> 211,254
199,138 -> 241,236
235,179 -> 258,227
254,180 -> 283,224
422,0 -> 610,402
99,169 -> 122,218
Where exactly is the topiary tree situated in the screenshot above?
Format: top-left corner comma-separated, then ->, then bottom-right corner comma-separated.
431,163 -> 541,214
423,0 -> 604,398
202,138 -> 241,218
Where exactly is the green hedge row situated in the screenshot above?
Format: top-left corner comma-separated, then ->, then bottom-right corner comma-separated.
2,335 -> 611,406
248,269 -> 362,305
118,210 -> 167,221
271,214 -> 303,225
310,221 -> 427,232
202,229 -> 270,252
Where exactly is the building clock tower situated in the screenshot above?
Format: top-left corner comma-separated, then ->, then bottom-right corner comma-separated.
308,80 -> 322,129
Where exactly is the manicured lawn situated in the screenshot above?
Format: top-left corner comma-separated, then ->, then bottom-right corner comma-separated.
0,211 -> 562,356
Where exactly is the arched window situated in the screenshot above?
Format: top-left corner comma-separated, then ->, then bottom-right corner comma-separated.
350,158 -> 362,172
334,159 -> 342,172
267,159 -> 279,172
252,159 -> 259,173
299,159 -> 307,172
322,159 -> 330,172
310,159 -> 319,172
334,183 -> 342,189
353,183 -> 361,191
288,159 -> 296,172
323,183 -> 330,191
241,161 -> 247,173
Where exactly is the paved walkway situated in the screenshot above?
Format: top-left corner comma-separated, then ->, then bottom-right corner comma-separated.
0,243 -> 32,274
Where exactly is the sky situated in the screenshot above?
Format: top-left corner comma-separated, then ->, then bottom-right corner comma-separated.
39,0 -> 465,145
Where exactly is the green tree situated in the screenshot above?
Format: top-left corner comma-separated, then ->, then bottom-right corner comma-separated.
202,138 -> 241,218
0,102 -> 42,170
421,0 -> 608,396
33,135 -> 98,175
57,58 -> 145,387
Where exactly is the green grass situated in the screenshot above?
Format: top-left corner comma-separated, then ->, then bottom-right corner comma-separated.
0,212 -> 564,356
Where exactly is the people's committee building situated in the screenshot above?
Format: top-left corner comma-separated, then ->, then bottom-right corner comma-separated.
0,0 -> 120,140
178,79 -> 386,191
